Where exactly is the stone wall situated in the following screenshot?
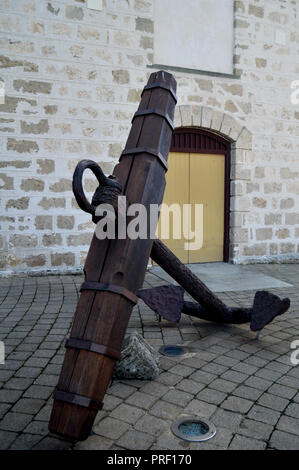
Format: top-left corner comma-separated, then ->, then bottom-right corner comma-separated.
0,0 -> 298,274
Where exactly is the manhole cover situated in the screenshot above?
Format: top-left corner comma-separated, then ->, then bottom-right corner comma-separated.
159,345 -> 186,356
171,416 -> 216,442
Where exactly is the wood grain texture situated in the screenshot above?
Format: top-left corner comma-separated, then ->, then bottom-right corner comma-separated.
48,71 -> 177,441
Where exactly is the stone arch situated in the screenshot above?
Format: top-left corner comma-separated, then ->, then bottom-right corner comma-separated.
172,105 -> 253,263
173,104 -> 252,148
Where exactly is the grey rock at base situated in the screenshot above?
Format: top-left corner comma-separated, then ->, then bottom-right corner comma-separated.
113,332 -> 160,380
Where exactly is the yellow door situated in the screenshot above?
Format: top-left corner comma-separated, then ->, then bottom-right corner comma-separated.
156,152 -> 225,263
156,152 -> 189,263
189,153 -> 225,263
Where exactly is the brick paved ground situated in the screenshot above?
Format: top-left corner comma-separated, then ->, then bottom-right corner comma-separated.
0,263 -> 298,450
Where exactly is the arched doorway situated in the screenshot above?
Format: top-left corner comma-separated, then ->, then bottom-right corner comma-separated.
157,128 -> 231,263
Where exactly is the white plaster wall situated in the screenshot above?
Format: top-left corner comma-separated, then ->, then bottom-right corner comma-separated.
154,0 -> 234,74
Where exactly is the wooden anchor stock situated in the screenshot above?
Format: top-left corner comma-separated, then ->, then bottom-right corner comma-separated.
48,71 -> 177,441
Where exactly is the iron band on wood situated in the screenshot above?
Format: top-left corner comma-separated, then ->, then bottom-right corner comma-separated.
49,71 -> 177,441
80,281 -> 138,304
65,338 -> 121,361
120,147 -> 168,171
142,82 -> 178,103
132,109 -> 175,131
54,390 -> 103,411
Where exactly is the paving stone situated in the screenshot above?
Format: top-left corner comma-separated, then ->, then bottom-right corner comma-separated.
0,403 -> 10,419
33,404 -> 52,421
238,418 -> 273,441
221,396 -> 253,413
34,374 -> 58,386
284,402 -> 299,419
33,437 -> 71,450
74,434 -> 113,450
221,370 -> 248,383
244,376 -> 272,391
23,385 -> 53,399
3,359 -> 24,370
189,370 -> 217,385
196,426 -> 233,449
0,370 -> 15,381
288,367 -> 299,379
226,350 -> 250,361
8,351 -> 32,361
93,410 -> 108,427
0,412 -> 32,432
0,388 -> 23,403
117,429 -> 155,450
176,378 -> 205,395
4,377 -> 34,390
232,385 -> 263,401
201,362 -> 228,376
15,367 -> 42,379
229,434 -> 266,450
196,388 -> 226,405
156,372 -> 182,386
233,362 -> 258,375
277,375 -> 299,390
110,403 -> 145,424
162,389 -> 193,407
154,430 -> 191,451
134,414 -> 169,436
168,364 -> 195,377
103,394 -> 122,412
125,391 -> 158,410
179,355 -> 208,368
247,405 -> 280,425
270,430 -> 299,450
43,364 -> 61,375
254,368 -> 283,382
94,417 -> 130,440
150,400 -> 184,420
109,382 -> 137,399
268,383 -> 297,399
185,399 -> 217,418
276,415 -> 299,436
33,349 -> 56,358
24,420 -> 49,435
214,356 -> 239,367
209,378 -> 237,393
12,398 -> 44,415
9,433 -> 43,450
16,344 -> 39,353
25,357 -> 50,368
139,381 -> 169,398
257,393 -> 289,412
0,430 -> 18,450
211,409 -> 243,432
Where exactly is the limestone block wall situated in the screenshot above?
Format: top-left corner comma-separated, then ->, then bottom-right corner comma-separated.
0,0 -> 298,274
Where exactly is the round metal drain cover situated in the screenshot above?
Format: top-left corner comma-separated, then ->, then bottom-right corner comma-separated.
171,416 -> 216,442
159,345 -> 186,357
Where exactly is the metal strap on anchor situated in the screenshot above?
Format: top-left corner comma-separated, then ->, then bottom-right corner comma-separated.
54,390 -> 103,411
132,108 -> 174,131
141,82 -> 178,103
120,146 -> 168,171
80,281 -> 138,305
65,338 -> 121,361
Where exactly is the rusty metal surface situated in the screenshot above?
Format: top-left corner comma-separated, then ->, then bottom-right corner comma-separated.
138,285 -> 184,323
250,290 -> 291,332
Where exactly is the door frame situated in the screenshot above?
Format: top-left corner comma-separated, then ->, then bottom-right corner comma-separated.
170,127 -> 231,262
